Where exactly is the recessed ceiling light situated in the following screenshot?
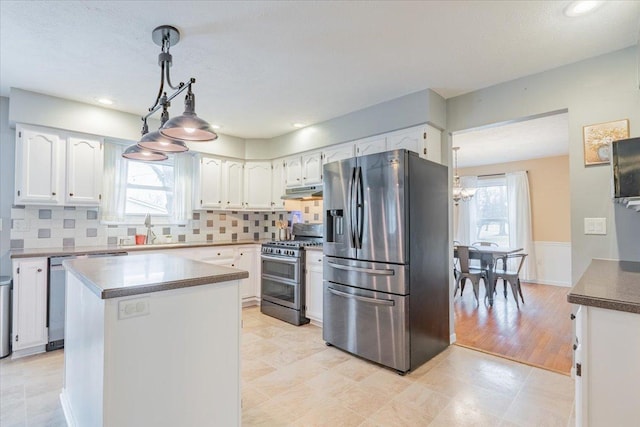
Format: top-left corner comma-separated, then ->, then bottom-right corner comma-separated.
564,1 -> 604,17
97,97 -> 114,105
292,123 -> 306,128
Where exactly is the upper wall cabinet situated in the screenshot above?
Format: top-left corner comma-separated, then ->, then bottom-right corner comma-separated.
15,124 -> 103,206
285,152 -> 322,187
354,135 -> 387,157
196,156 -> 223,209
244,161 -> 272,210
223,159 -> 245,209
271,160 -> 286,210
385,124 -> 442,163
322,143 -> 355,165
66,136 -> 104,205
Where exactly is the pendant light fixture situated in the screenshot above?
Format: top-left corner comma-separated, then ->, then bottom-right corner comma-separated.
123,25 -> 217,161
452,147 -> 477,205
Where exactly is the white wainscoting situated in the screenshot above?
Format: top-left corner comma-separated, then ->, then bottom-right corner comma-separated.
532,241 -> 572,287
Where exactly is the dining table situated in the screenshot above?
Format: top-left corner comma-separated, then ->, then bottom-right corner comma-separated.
454,245 -> 524,306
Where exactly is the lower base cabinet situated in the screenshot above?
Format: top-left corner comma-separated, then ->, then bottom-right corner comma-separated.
574,305 -> 640,426
305,252 -> 324,324
11,257 -> 48,357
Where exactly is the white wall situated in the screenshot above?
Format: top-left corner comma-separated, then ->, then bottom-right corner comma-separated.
447,46 -> 640,283
245,88 -> 447,159
7,88 -> 247,159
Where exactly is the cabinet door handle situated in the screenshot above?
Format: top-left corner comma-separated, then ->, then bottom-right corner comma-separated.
231,264 -> 235,267
69,193 -> 74,197
573,344 -> 577,351
52,192 -> 56,196
37,268 -> 42,272
570,313 -> 576,320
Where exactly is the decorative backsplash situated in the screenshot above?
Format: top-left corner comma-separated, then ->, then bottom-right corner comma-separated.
9,206 -> 291,249
300,200 -> 323,224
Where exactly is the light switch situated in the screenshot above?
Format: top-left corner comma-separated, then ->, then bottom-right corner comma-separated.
584,218 -> 606,235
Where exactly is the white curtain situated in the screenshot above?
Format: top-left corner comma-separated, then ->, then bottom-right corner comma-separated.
101,142 -> 128,223
172,153 -> 193,224
506,171 -> 536,281
454,175 -> 478,245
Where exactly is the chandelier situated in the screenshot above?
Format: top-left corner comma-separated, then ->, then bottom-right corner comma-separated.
452,147 -> 477,205
123,25 -> 218,161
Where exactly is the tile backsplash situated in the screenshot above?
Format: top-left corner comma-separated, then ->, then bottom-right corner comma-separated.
10,206 -> 292,249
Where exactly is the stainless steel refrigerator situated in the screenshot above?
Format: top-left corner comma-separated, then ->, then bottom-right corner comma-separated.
323,149 -> 449,374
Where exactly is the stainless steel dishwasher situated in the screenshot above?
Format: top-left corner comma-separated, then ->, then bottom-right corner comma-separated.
47,251 -> 127,351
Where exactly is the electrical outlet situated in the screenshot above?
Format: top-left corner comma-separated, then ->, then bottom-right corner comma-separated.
13,219 -> 28,232
118,298 -> 150,320
584,218 -> 606,235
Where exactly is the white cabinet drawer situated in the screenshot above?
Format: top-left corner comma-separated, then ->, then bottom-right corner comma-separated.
305,253 -> 324,269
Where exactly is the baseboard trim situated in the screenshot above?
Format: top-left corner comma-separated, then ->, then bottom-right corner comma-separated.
450,333 -> 457,344
11,345 -> 46,360
60,389 -> 77,427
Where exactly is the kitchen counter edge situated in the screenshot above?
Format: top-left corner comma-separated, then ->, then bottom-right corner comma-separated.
10,240 -> 270,259
63,253 -> 249,299
567,259 -> 640,314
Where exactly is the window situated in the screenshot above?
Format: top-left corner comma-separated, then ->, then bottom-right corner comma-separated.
125,160 -> 175,216
474,176 -> 509,246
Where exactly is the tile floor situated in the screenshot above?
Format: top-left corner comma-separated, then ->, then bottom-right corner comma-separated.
0,306 -> 575,426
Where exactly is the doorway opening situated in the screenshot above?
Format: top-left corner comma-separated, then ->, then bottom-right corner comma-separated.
451,110 -> 573,374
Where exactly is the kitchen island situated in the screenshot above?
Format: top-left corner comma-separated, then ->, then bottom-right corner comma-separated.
60,253 -> 248,427
567,259 -> 640,427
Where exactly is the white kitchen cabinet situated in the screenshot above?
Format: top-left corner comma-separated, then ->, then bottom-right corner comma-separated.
197,246 -> 260,305
305,252 -> 324,325
354,135 -> 387,157
11,257 -> 48,356
574,305 -> 640,426
322,143 -> 354,165
15,125 -> 64,204
66,136 -> 104,205
285,152 -> 322,187
196,156 -> 223,209
223,160 -> 244,209
244,161 -> 272,210
15,124 -> 104,206
385,124 -> 441,163
237,247 -> 259,303
271,160 -> 286,210
302,152 -> 323,185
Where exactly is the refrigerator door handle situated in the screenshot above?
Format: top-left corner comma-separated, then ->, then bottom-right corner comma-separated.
328,287 -> 395,306
355,166 -> 364,248
349,166 -> 357,248
327,261 -> 395,276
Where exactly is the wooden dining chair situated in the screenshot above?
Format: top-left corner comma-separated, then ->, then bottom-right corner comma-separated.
454,245 -> 487,304
493,253 -> 528,309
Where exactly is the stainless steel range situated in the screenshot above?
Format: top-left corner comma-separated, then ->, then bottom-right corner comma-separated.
261,223 -> 322,326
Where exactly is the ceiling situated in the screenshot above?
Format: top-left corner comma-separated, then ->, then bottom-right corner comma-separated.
452,112 -> 569,168
0,1 -> 638,139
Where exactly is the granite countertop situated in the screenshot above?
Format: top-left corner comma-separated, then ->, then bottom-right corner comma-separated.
10,240 -> 269,259
567,259 -> 640,314
63,253 -> 249,299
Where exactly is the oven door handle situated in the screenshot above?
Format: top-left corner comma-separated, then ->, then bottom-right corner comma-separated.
327,261 -> 394,276
261,254 -> 300,264
328,287 -> 395,306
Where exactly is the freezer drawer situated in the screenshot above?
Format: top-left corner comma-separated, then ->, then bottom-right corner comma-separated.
324,256 -> 408,295
323,282 -> 409,372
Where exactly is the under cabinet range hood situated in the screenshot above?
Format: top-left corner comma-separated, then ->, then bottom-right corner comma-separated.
281,185 -> 323,200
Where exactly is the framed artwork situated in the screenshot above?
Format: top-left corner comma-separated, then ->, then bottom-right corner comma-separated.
583,119 -> 629,166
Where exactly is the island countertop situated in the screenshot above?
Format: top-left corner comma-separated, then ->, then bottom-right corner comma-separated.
567,259 -> 640,314
63,253 -> 249,299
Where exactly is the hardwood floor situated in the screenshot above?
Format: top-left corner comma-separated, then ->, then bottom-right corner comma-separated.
454,280 -> 574,374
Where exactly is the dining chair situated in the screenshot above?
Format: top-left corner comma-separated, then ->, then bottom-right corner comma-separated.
493,253 -> 528,309
453,241 -> 461,280
453,245 -> 487,304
